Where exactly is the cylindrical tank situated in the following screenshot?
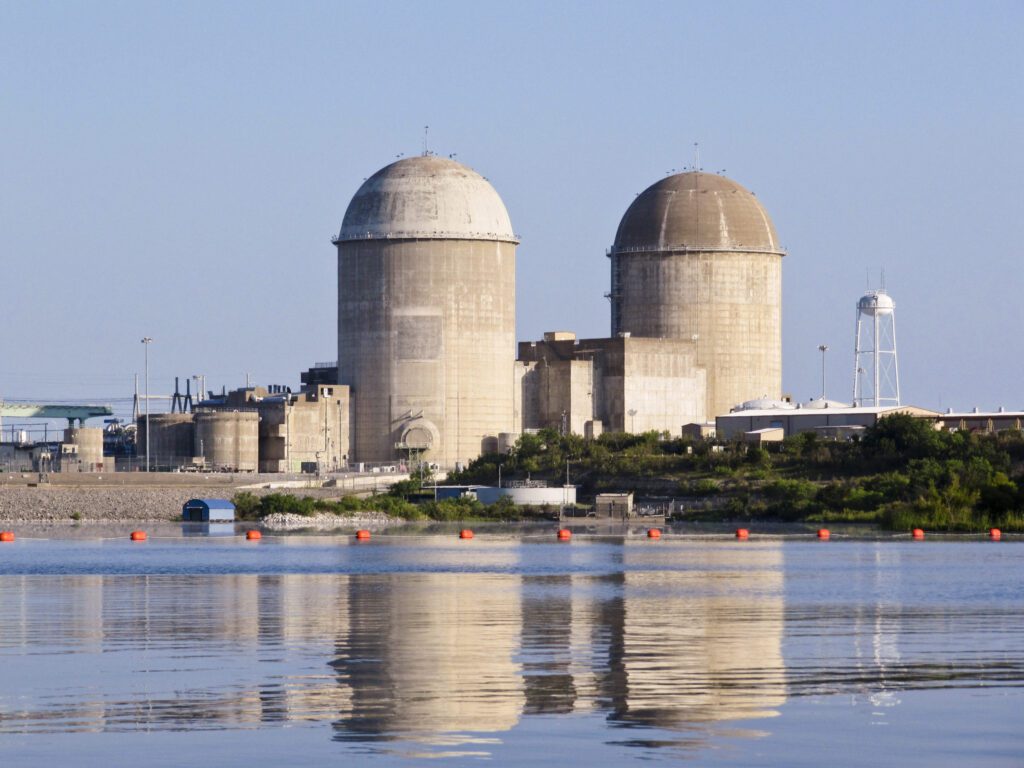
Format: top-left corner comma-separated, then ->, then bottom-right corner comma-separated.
63,427 -> 104,471
194,410 -> 259,472
336,156 -> 517,467
136,413 -> 195,470
609,171 -> 784,419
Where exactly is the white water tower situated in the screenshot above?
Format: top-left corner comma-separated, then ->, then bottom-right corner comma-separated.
853,289 -> 900,407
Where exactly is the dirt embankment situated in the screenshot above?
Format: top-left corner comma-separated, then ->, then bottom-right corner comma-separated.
0,485 -> 394,525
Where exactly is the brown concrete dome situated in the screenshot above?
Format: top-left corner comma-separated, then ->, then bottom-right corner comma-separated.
612,171 -> 784,254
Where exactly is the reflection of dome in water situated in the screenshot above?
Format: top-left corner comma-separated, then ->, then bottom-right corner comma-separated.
337,569 -> 523,740
611,546 -> 787,726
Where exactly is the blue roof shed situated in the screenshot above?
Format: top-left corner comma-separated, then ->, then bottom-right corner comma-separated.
182,498 -> 236,522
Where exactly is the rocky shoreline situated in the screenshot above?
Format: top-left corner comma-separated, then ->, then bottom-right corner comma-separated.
259,511 -> 400,530
0,486 -> 402,528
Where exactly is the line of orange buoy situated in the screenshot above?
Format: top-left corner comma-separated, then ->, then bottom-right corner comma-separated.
647,528 -> 661,539
990,528 -> 1002,541
0,531 -> 14,543
459,529 -> 474,539
817,529 -> 831,540
355,530 -> 371,541
735,528 -> 749,540
129,531 -> 147,542
912,528 -> 925,540
246,530 -> 262,541
557,529 -> 572,541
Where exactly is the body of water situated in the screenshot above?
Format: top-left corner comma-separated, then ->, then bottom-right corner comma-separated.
0,528 -> 1020,765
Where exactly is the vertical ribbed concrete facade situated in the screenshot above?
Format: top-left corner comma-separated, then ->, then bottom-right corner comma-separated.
610,172 -> 784,418
337,156 -> 517,466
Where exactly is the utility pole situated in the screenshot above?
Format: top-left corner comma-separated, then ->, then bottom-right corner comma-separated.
141,337 -> 153,472
818,344 -> 829,399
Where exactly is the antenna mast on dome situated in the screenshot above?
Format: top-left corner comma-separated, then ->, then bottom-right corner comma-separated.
693,142 -> 700,172
422,125 -> 430,156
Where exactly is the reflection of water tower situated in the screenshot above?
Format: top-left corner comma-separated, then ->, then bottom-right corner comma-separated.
853,290 -> 900,407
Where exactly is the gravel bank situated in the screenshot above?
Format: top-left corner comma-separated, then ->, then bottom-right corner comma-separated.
0,486 -> 401,526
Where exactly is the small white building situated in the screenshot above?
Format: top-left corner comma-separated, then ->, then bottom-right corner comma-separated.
474,485 -> 576,507
716,404 -> 940,440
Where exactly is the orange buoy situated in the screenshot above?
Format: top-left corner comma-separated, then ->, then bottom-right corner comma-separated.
459,529 -> 474,539
912,528 -> 925,540
817,529 -> 830,540
990,528 -> 1002,541
129,531 -> 147,542
355,530 -> 371,540
557,529 -> 572,541
0,531 -> 14,543
647,528 -> 662,539
735,528 -> 749,540
246,530 -> 262,541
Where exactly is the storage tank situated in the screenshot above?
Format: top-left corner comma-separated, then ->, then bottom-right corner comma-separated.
609,171 -> 784,419
136,413 -> 195,470
336,155 -> 517,467
194,410 -> 259,472
63,427 -> 104,471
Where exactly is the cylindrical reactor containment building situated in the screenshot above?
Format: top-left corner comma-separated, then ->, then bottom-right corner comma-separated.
336,156 -> 517,466
609,172 -> 784,419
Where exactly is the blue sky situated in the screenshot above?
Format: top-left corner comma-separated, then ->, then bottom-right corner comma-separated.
1,0 -> 1021,425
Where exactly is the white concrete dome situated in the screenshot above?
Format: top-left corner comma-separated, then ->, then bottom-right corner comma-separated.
337,155 -> 518,243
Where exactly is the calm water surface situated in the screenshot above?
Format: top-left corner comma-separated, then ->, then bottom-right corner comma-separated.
0,528 -> 1021,766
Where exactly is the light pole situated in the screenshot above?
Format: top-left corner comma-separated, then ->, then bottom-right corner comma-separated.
818,344 -> 828,400
141,337 -> 152,471
628,408 -> 637,433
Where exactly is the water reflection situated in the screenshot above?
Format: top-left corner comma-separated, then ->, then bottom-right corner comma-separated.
0,539 -> 1022,758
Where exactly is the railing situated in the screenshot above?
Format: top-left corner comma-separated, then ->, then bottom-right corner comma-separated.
332,230 -> 521,244
606,244 -> 786,256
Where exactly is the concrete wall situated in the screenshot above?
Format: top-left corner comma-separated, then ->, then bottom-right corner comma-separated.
517,335 -> 706,436
257,385 -> 351,473
613,251 -> 782,419
338,238 -> 516,468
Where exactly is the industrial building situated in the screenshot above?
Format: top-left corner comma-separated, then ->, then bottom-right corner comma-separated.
335,155 -> 517,468
134,384 -> 350,473
715,400 -> 941,441
326,161 -> 789,466
608,171 -> 784,420
938,409 -> 1024,434
0,162 -> 848,474
514,170 -> 783,443
515,331 -> 705,436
